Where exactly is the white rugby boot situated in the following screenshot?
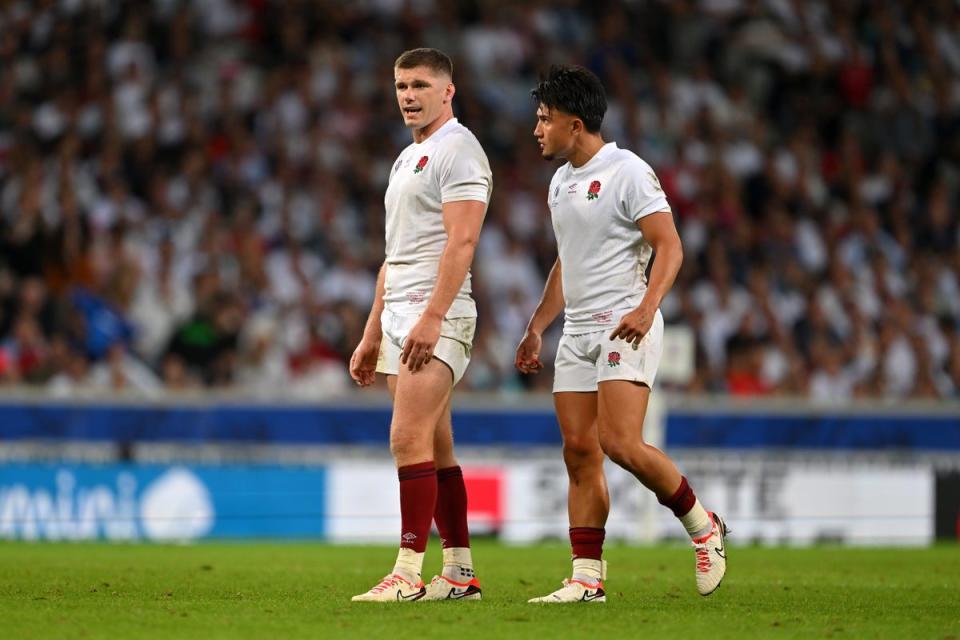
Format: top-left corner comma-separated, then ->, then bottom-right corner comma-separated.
693,512 -> 729,596
351,573 -> 426,602
528,578 -> 606,603
422,574 -> 483,601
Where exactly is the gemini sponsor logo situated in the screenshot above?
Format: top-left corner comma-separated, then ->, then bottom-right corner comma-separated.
0,468 -> 214,542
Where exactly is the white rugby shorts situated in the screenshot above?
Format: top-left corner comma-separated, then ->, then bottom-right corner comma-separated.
376,308 -> 475,385
553,309 -> 664,393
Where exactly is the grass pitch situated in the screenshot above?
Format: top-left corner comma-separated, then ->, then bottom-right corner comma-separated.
1,541 -> 957,639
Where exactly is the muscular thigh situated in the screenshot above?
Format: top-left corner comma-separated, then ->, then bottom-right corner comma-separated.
389,367 -> 452,422
391,356 -> 453,432
597,380 -> 650,442
554,391 -> 601,452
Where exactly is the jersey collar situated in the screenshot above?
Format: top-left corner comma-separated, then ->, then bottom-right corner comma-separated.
414,117 -> 459,146
569,141 -> 617,174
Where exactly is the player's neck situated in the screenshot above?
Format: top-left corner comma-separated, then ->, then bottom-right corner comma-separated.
567,135 -> 606,169
412,110 -> 455,144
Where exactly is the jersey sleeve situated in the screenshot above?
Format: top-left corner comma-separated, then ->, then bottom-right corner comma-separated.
619,159 -> 671,222
437,137 -> 492,204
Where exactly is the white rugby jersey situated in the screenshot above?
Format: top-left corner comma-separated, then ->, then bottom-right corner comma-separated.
383,118 -> 492,318
548,142 -> 671,334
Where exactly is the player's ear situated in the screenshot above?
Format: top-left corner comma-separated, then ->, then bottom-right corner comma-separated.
445,82 -> 455,103
571,117 -> 583,135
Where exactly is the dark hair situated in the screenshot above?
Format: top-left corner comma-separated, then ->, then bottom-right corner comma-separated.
394,48 -> 453,77
531,65 -> 607,132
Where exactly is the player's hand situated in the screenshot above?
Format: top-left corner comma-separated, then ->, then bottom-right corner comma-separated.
515,330 -> 544,374
609,304 -> 655,348
401,312 -> 442,373
349,335 -> 380,387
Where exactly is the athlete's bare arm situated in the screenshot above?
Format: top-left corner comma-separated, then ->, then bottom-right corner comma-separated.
349,262 -> 386,386
401,199 -> 486,372
609,211 -> 683,346
515,257 -> 565,374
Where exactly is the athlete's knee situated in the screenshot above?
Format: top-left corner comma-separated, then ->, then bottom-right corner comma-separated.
390,427 -> 431,461
562,437 -> 603,474
598,431 -> 646,472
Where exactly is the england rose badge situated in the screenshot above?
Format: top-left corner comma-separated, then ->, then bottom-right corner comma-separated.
587,180 -> 601,200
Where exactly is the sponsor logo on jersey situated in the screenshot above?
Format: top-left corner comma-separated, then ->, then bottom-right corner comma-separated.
406,289 -> 428,304
592,310 -> 613,323
567,182 -> 578,194
587,180 -> 601,200
414,155 -> 429,174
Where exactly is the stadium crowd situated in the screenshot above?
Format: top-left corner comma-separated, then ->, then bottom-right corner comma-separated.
0,0 -> 958,401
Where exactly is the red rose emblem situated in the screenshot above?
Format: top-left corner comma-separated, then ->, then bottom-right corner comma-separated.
414,155 -> 429,173
587,180 -> 601,200
607,351 -> 620,367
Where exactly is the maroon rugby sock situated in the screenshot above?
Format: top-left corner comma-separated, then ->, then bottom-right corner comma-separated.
398,461 -> 437,553
435,465 -> 471,548
570,526 -> 605,560
659,475 -> 697,517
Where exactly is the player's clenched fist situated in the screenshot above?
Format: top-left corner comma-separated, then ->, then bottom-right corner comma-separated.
515,330 -> 544,374
349,337 -> 380,386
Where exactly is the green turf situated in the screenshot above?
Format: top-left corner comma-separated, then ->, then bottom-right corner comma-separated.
1,541 -> 957,639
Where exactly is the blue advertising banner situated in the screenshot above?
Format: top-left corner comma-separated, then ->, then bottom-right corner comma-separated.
0,464 -> 326,541
0,403 -> 562,446
665,412 -> 960,451
0,402 -> 957,450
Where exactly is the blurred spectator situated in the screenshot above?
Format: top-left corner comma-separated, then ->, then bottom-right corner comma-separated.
0,0 -> 956,401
